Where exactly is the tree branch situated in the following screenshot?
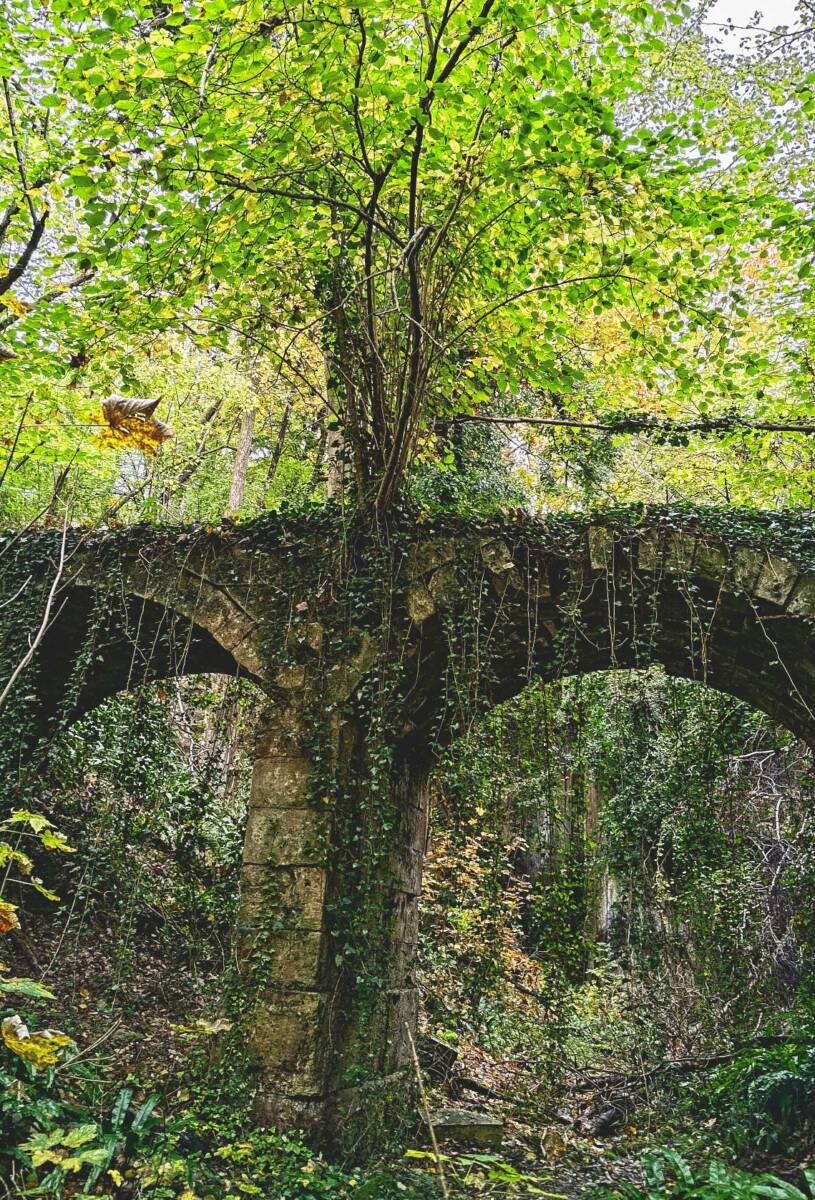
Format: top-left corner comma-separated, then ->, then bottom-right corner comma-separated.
2,77 -> 37,226
451,413 -> 815,436
0,207 -> 48,295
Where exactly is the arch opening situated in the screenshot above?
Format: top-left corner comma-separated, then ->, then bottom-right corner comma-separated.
20,583 -> 251,743
421,665 -> 815,1147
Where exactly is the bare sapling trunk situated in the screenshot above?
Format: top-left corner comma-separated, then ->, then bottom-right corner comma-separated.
228,407 -> 256,515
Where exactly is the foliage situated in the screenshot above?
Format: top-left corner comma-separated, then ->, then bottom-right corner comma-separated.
593,1152 -> 815,1200
1,810 -> 75,1071
46,679 -> 252,960
3,0 -> 815,1174
3,0 -> 815,512
575,669 -> 815,1050
419,822 -> 559,1064
688,1039 -> 815,1157
405,1147 -> 567,1197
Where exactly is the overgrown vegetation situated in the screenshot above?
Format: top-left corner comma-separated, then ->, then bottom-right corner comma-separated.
3,0 -> 815,1194
3,665 -> 813,1195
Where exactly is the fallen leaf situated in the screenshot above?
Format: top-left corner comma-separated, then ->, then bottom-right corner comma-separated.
0,900 -> 20,934
2,1014 -> 72,1069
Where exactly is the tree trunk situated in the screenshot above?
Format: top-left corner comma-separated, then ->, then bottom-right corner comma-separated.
227,407 -> 256,515
260,398 -> 293,510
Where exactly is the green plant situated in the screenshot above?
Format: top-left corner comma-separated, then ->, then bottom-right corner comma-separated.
689,1041 -> 815,1156
12,1087 -> 159,1194
405,1148 -> 568,1197
18,1124 -> 111,1190
594,1152 -> 815,1200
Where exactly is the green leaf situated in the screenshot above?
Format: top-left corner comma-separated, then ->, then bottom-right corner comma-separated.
0,977 -> 56,1000
62,1124 -> 99,1149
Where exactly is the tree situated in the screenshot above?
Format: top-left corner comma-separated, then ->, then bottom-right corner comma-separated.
5,0 -> 811,511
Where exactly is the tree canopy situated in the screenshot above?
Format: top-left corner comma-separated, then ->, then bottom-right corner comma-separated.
3,0 -> 815,514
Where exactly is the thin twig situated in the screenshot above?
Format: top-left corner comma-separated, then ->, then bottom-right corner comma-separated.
406,1023 -> 450,1200
0,510 -> 69,709
0,393 -> 33,489
55,1017 -> 123,1073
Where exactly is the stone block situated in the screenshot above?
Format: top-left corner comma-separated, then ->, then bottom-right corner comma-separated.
480,538 -> 515,574
732,547 -> 764,592
267,930 -> 324,988
240,865 -> 327,930
254,1092 -> 325,1134
664,533 -> 697,572
408,539 -> 457,580
256,714 -> 307,759
427,562 -> 458,604
788,573 -> 815,616
194,599 -> 263,676
490,568 -> 523,595
424,1108 -> 504,1148
327,630 -> 379,700
407,582 -> 436,625
383,987 -> 420,1073
250,990 -> 327,1095
250,754 -> 311,809
276,663 -> 308,690
242,805 -> 328,867
304,621 -> 324,653
694,540 -> 728,581
753,555 -> 799,606
418,1035 -> 458,1085
238,929 -> 324,989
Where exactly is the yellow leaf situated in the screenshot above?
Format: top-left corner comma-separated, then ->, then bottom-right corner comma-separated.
0,901 -> 20,935
41,829 -> 75,853
91,396 -> 172,457
2,1014 -> 72,1069
31,1147 -> 65,1167
0,294 -> 29,318
108,1170 -> 124,1186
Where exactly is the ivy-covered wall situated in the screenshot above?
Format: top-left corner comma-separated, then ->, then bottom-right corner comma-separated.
5,503 -> 815,1149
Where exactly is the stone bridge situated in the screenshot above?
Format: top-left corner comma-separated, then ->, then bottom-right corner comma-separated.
3,506 -> 815,1149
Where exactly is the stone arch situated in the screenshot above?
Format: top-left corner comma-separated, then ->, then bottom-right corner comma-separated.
13,582 -> 252,753
405,521 -> 815,749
